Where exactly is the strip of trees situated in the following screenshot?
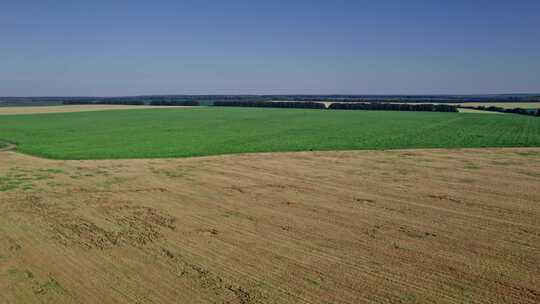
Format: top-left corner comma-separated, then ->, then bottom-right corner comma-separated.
213,101 -> 459,112
149,100 -> 200,106
60,99 -> 537,116
63,100 -> 145,105
329,102 -> 458,112
213,101 -> 326,109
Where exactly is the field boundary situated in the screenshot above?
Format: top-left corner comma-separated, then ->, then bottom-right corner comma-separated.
2,145 -> 539,162
0,142 -> 16,152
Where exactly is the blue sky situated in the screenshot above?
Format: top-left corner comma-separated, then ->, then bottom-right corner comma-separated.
1,0 -> 539,96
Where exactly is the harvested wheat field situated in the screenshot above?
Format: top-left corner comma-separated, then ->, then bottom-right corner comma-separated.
0,105 -> 187,115
0,148 -> 539,303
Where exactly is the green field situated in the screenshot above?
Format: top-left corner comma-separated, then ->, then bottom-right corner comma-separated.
0,107 -> 539,159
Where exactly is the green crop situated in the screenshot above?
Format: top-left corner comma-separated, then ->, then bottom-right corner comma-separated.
0,107 -> 538,159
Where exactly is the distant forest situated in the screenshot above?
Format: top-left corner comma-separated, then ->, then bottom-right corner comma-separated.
1,94 -> 540,107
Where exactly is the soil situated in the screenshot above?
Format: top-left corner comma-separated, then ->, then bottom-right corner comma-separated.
0,148 -> 539,303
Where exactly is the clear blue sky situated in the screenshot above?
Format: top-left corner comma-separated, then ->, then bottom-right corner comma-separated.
1,0 -> 539,96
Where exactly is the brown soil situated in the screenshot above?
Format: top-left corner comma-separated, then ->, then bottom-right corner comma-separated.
0,148 -> 539,303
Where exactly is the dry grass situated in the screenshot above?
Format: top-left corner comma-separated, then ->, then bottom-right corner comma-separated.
457,108 -> 506,114
0,105 -> 189,115
0,148 -> 539,303
452,102 -> 540,109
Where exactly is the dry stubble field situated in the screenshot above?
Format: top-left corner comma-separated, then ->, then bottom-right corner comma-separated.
0,105 -> 188,115
1,147 -> 539,303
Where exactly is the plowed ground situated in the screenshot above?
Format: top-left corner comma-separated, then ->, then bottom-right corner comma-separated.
0,148 -> 539,303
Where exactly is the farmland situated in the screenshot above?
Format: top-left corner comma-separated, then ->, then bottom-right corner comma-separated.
0,105 -> 188,115
451,102 -> 540,109
456,108 -> 507,114
1,106 -> 540,303
0,107 -> 539,159
1,147 -> 539,303
3,0 -> 539,302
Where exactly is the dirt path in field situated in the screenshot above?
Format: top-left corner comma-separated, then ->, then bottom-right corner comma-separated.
0,148 -> 539,303
0,142 -> 16,151
0,105 -> 191,115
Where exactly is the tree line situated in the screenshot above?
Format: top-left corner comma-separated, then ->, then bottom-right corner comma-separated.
213,101 -> 326,109
213,101 -> 458,112
59,99 -> 539,116
328,103 -> 458,112
63,100 -> 145,105
149,100 -> 200,106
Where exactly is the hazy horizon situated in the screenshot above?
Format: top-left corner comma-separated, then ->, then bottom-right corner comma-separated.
2,0 -> 539,96
2,93 -> 540,99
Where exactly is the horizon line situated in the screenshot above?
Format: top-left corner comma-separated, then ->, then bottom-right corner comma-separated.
2,93 -> 540,99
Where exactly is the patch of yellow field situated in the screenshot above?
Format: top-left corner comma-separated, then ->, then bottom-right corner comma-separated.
0,105 -> 189,115
457,108 -> 506,114
453,102 -> 540,109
